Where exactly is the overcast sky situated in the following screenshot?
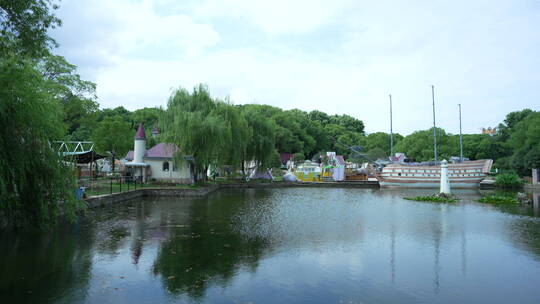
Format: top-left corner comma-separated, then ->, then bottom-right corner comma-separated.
51,0 -> 540,135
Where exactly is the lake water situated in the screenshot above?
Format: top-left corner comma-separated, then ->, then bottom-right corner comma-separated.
1,188 -> 540,303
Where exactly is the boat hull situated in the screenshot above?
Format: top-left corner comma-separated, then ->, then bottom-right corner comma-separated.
380,180 -> 481,189
379,159 -> 492,189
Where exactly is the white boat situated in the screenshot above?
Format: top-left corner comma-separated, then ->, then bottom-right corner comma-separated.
379,159 -> 493,188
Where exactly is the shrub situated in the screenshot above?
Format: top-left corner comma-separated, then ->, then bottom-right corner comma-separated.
494,172 -> 524,188
292,152 -> 305,162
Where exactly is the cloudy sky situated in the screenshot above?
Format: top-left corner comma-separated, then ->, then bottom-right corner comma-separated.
51,0 -> 540,134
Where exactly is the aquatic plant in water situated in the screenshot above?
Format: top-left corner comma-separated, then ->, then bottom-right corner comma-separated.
477,195 -> 519,205
404,194 -> 459,203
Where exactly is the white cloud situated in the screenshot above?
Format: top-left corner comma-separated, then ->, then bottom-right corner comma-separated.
185,0 -> 355,35
53,0 -> 220,71
52,0 -> 540,135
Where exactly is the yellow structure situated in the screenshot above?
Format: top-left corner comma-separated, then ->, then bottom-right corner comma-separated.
294,161 -> 322,182
481,127 -> 497,135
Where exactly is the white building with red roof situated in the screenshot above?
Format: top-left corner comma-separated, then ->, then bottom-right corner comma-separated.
125,123 -> 192,183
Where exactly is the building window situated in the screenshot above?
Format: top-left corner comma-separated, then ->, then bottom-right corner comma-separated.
162,161 -> 169,172
172,162 -> 178,172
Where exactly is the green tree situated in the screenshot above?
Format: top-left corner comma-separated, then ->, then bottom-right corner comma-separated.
212,101 -> 251,169
366,147 -> 387,160
97,106 -> 132,123
395,128 -> 458,161
160,85 -> 228,183
496,109 -> 534,142
506,112 -> 540,175
292,152 -> 305,162
92,116 -> 132,172
365,132 -> 404,156
0,0 -> 61,58
242,107 -> 276,172
273,111 -> 313,155
0,0 -> 89,227
238,105 -> 355,158
330,114 -> 365,134
38,55 -> 99,138
131,107 -> 163,131
0,58 -> 77,227
130,107 -> 165,149
39,54 -> 96,99
335,132 -> 367,158
308,110 -> 331,125
461,134 -> 504,160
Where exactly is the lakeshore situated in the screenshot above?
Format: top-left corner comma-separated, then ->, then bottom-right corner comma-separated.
4,187 -> 540,304
3,2 -> 540,304
84,181 -> 380,208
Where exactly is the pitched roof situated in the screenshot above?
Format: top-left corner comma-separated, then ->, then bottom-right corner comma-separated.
146,143 -> 179,158
125,150 -> 134,161
135,123 -> 146,139
124,143 -> 180,161
280,153 -> 293,165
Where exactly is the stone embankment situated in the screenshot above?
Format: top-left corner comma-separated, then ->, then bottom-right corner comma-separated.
85,181 -> 379,208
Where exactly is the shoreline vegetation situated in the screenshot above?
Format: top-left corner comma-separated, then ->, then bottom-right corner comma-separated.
494,172 -> 525,188
1,0 -> 539,227
478,195 -> 519,205
404,194 -> 459,203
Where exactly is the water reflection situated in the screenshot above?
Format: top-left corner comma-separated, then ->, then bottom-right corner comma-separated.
1,188 -> 540,303
533,192 -> 540,217
0,221 -> 94,304
151,191 -> 270,299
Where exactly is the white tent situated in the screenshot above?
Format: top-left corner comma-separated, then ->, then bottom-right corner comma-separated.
248,168 -> 274,180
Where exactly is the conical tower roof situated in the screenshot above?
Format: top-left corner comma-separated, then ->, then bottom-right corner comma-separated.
135,123 -> 146,139
151,125 -> 160,135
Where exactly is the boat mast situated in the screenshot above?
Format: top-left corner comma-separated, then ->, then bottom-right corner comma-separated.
459,103 -> 463,162
432,85 -> 438,162
389,94 -> 394,158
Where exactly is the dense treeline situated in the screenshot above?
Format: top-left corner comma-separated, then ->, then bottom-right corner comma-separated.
393,109 -> 540,175
1,0 -> 538,226
158,85 -> 539,180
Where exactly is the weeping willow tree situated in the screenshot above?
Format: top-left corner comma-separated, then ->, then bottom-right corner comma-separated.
242,107 -> 276,171
212,100 -> 251,169
160,85 -> 279,183
0,0 -> 85,227
0,58 -> 77,227
160,85 -> 227,183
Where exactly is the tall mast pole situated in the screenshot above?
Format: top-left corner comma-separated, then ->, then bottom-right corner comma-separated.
459,103 -> 463,162
432,85 -> 438,162
389,94 -> 394,158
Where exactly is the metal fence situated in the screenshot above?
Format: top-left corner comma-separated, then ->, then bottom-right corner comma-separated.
77,175 -> 144,197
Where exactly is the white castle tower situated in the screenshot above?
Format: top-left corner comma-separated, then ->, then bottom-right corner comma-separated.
133,123 -> 146,164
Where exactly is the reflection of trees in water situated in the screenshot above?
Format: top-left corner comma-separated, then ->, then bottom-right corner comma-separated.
507,217 -> 540,260
152,191 -> 270,299
0,198 -> 173,304
0,219 -> 95,304
479,192 -> 540,259
89,200 -> 163,260
478,190 -> 540,217
90,205 -> 136,256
